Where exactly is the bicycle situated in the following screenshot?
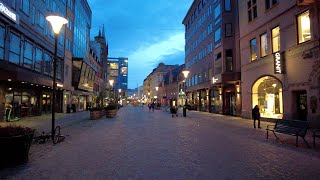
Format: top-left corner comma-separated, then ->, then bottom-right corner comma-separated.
33,126 -> 65,144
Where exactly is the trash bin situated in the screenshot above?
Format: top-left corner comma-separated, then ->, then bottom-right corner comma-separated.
183,106 -> 187,117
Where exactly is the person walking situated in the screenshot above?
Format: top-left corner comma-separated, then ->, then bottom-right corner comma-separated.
252,105 -> 261,128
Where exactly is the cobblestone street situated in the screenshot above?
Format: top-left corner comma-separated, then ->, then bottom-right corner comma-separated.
1,106 -> 320,179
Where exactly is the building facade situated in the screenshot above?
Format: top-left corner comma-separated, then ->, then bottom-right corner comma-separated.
239,0 -> 320,122
107,57 -> 128,97
182,0 -> 241,115
0,0 -> 71,120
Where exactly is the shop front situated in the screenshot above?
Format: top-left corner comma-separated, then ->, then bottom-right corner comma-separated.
0,81 -> 64,121
209,88 -> 221,113
252,76 -> 283,119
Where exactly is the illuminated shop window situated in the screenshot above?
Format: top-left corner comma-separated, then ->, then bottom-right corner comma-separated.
298,10 -> 311,44
272,26 -> 280,53
252,76 -> 283,119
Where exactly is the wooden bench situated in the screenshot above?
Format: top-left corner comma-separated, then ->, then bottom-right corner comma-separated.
312,129 -> 320,148
266,119 -> 310,148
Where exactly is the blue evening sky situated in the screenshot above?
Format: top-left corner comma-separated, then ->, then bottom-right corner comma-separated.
87,0 -> 193,89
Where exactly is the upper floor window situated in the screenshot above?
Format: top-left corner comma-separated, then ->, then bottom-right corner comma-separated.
214,3 -> 221,19
248,0 -> 257,22
265,0 -> 278,10
23,40 -> 33,69
0,26 -> 4,60
68,0 -> 73,11
260,32 -> 268,57
272,26 -> 280,53
9,32 -> 21,64
225,23 -> 232,37
12,0 -> 16,9
21,0 -> 30,15
225,0 -> 231,12
298,10 -> 311,44
214,27 -> 221,43
38,12 -> 45,29
250,38 -> 257,61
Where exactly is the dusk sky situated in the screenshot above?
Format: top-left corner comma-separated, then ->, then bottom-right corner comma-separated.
87,0 -> 193,89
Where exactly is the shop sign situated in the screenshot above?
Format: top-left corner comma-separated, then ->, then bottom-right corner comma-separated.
274,52 -> 285,74
212,74 -> 222,84
0,1 -> 19,24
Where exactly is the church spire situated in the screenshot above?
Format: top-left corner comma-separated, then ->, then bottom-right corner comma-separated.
98,27 -> 101,37
102,24 -> 105,38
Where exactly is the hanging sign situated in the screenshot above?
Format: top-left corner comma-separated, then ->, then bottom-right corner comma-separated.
0,1 -> 19,24
274,52 -> 285,74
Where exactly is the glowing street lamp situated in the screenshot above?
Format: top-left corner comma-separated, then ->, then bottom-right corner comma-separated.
109,79 -> 114,87
182,70 -> 190,117
46,15 -> 68,142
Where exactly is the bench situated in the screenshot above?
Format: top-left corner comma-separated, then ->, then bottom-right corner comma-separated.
312,129 -> 320,148
266,119 -> 310,148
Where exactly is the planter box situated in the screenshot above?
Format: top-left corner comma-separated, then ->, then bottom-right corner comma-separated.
0,132 -> 34,167
105,109 -> 117,118
90,110 -> 101,120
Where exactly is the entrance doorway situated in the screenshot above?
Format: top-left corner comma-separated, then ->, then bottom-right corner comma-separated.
42,93 -> 51,114
296,91 -> 308,121
225,92 -> 236,116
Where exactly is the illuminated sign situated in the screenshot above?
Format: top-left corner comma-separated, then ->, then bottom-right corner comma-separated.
0,1 -> 19,24
274,52 -> 285,74
212,77 -> 219,84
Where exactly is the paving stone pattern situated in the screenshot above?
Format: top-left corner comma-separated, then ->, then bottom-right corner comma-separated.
0,106 -> 320,179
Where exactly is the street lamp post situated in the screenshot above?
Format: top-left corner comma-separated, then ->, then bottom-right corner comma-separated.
109,79 -> 115,99
182,70 -> 190,117
46,15 -> 68,141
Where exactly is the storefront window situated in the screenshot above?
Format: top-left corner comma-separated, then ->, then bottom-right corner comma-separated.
250,38 -> 257,61
260,32 -> 268,57
272,26 -> 280,53
210,89 -> 220,113
252,76 -> 283,118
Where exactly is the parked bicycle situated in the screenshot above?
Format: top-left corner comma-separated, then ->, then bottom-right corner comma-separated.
33,126 -> 65,144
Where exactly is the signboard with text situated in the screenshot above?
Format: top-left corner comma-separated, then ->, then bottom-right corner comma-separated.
274,52 -> 285,74
0,1 -> 19,24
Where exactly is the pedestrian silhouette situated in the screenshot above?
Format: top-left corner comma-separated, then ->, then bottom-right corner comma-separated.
252,105 -> 261,128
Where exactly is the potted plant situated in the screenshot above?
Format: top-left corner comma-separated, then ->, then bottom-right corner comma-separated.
0,126 -> 34,167
89,107 -> 103,120
105,103 -> 118,118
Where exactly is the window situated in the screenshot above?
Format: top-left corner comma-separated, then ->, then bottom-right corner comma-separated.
34,48 -> 42,73
215,52 -> 221,61
12,0 -> 16,9
0,26 -> 4,60
252,76 -> 283,119
214,27 -> 221,42
9,32 -> 21,64
265,0 -> 278,10
67,18 -> 72,31
248,0 -> 257,22
31,6 -> 36,24
208,5 -> 212,16
44,52 -> 52,76
225,0 -> 231,11
66,38 -> 71,51
225,23 -> 232,37
272,26 -> 280,53
23,40 -> 33,69
260,33 -> 268,57
226,49 -> 233,72
21,0 -> 30,15
298,10 -> 311,44
38,12 -> 44,28
214,3 -> 221,19
250,38 -> 257,61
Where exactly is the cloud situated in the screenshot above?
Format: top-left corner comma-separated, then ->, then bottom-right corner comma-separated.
127,31 -> 185,88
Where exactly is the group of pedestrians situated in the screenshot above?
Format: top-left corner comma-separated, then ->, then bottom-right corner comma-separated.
148,102 -> 161,111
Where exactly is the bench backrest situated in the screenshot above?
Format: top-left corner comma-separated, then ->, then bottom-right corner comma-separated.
275,119 -> 309,137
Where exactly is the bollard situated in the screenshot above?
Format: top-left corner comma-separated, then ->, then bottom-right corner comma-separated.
183,107 -> 187,117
